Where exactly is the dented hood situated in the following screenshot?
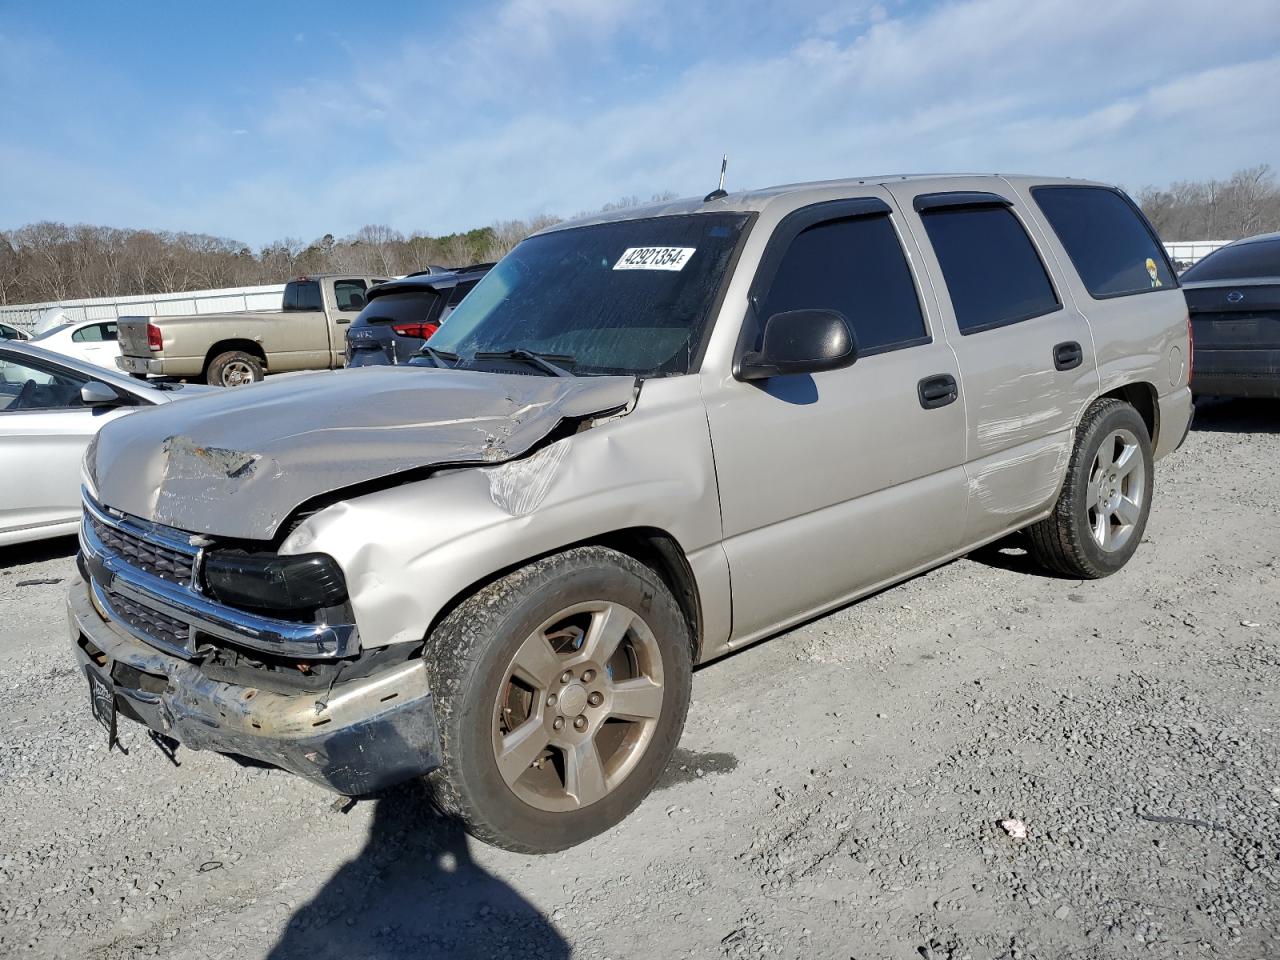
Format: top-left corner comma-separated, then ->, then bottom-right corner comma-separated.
90,366 -> 637,539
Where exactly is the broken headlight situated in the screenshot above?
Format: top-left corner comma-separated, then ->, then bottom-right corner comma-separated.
202,551 -> 348,613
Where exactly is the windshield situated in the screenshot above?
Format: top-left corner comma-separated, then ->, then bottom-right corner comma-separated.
1181,237 -> 1280,282
424,213 -> 751,376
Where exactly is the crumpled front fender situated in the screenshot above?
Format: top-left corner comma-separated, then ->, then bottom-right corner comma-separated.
283,376 -> 731,657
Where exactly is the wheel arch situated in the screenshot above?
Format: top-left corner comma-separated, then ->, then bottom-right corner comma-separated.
1096,381 -> 1158,448
423,526 -> 704,664
204,338 -> 268,374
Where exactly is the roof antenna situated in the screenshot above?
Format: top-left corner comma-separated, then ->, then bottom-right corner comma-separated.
704,154 -> 728,202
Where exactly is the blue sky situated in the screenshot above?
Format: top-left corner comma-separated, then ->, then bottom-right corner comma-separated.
1,0 -> 1278,246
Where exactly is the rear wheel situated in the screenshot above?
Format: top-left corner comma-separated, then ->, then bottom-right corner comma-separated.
1027,398 -> 1154,578
425,546 -> 692,853
206,350 -> 263,387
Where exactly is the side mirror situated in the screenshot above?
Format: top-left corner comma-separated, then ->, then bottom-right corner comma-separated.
737,309 -> 858,381
81,381 -> 124,407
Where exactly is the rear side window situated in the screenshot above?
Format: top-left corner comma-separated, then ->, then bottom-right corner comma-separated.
283,280 -> 323,311
759,215 -> 928,356
333,279 -> 368,311
921,205 -> 1059,334
1180,237 -> 1280,283
1034,186 -> 1174,297
72,323 -> 106,343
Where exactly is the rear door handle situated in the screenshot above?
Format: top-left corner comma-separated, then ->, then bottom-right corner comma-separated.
1054,341 -> 1083,370
917,374 -> 958,410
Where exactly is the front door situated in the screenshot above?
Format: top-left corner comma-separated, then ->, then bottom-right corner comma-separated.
704,195 -> 969,644
0,353 -> 122,539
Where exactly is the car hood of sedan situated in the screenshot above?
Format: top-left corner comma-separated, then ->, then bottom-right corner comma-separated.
89,366 -> 637,540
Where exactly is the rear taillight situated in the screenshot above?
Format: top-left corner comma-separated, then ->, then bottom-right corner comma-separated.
147,322 -> 163,352
1186,313 -> 1194,382
391,322 -> 439,340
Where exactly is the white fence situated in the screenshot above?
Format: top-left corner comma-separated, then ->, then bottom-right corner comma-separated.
1164,240 -> 1231,269
0,283 -> 286,334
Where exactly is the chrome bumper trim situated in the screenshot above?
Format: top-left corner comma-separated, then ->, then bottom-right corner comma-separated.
80,494 -> 358,660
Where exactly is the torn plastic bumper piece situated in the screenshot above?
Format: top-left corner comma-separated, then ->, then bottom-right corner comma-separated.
67,575 -> 441,795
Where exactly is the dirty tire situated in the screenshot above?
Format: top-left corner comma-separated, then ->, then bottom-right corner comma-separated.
424,546 -> 693,854
206,350 -> 263,387
1027,398 -> 1154,579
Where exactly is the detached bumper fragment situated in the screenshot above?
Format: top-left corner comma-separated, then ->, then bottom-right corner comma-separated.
67,575 -> 441,795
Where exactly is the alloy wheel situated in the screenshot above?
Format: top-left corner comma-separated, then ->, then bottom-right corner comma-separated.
492,600 -> 665,813
1087,427 -> 1146,552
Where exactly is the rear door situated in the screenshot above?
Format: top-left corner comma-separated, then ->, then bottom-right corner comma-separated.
69,322 -> 120,370
887,181 -> 1099,545
706,194 -> 969,643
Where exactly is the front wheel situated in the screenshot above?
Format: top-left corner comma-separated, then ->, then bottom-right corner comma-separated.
1027,398 -> 1154,578
425,546 -> 693,853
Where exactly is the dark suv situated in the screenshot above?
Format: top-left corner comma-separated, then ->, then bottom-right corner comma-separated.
345,265 -> 493,366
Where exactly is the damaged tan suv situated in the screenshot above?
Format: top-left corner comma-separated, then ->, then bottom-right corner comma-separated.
70,175 -> 1193,852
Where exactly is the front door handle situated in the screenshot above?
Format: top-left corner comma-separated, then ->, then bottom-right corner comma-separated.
1054,341 -> 1083,370
917,374 -> 958,410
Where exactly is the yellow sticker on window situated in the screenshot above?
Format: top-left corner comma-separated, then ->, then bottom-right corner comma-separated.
1145,257 -> 1163,288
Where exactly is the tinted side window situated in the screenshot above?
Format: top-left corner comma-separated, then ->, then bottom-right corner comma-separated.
1180,237 -> 1280,283
448,279 -> 479,307
921,205 -> 1059,334
759,215 -> 928,355
72,324 -> 105,343
334,279 -> 368,311
1034,186 -> 1174,297
0,355 -> 88,411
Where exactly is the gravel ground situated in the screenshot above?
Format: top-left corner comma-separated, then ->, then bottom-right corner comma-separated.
1,398 -> 1277,960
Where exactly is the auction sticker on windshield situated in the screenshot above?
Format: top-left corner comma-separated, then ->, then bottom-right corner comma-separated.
614,247 -> 696,271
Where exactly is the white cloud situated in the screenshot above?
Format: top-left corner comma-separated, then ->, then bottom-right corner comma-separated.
3,0 -> 1278,243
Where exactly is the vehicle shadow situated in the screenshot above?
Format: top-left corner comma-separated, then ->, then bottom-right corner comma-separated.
1190,397 -> 1280,433
0,534 -> 78,571
267,779 -> 569,960
964,533 -> 1069,580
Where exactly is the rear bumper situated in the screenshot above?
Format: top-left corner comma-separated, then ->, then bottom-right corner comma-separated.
117,355 -> 165,376
1192,348 -> 1280,399
1154,385 -> 1194,459
67,575 -> 442,795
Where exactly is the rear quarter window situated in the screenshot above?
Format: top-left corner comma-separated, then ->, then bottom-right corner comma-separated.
1033,186 -> 1174,297
920,204 -> 1060,335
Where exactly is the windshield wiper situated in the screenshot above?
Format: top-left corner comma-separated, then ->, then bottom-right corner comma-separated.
420,346 -> 459,369
473,348 -> 576,378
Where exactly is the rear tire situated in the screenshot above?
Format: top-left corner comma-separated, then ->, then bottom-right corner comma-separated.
424,546 -> 693,854
206,350 -> 263,387
1027,398 -> 1154,578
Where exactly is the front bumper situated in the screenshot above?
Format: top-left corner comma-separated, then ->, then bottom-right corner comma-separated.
67,575 -> 442,795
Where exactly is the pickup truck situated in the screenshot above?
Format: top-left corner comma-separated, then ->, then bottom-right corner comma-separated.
116,275 -> 388,387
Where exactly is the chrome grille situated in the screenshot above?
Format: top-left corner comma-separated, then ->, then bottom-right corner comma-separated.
90,515 -> 195,584
104,589 -> 190,650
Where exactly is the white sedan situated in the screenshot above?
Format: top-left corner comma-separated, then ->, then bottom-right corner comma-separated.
0,341 -> 211,547
28,320 -> 123,370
